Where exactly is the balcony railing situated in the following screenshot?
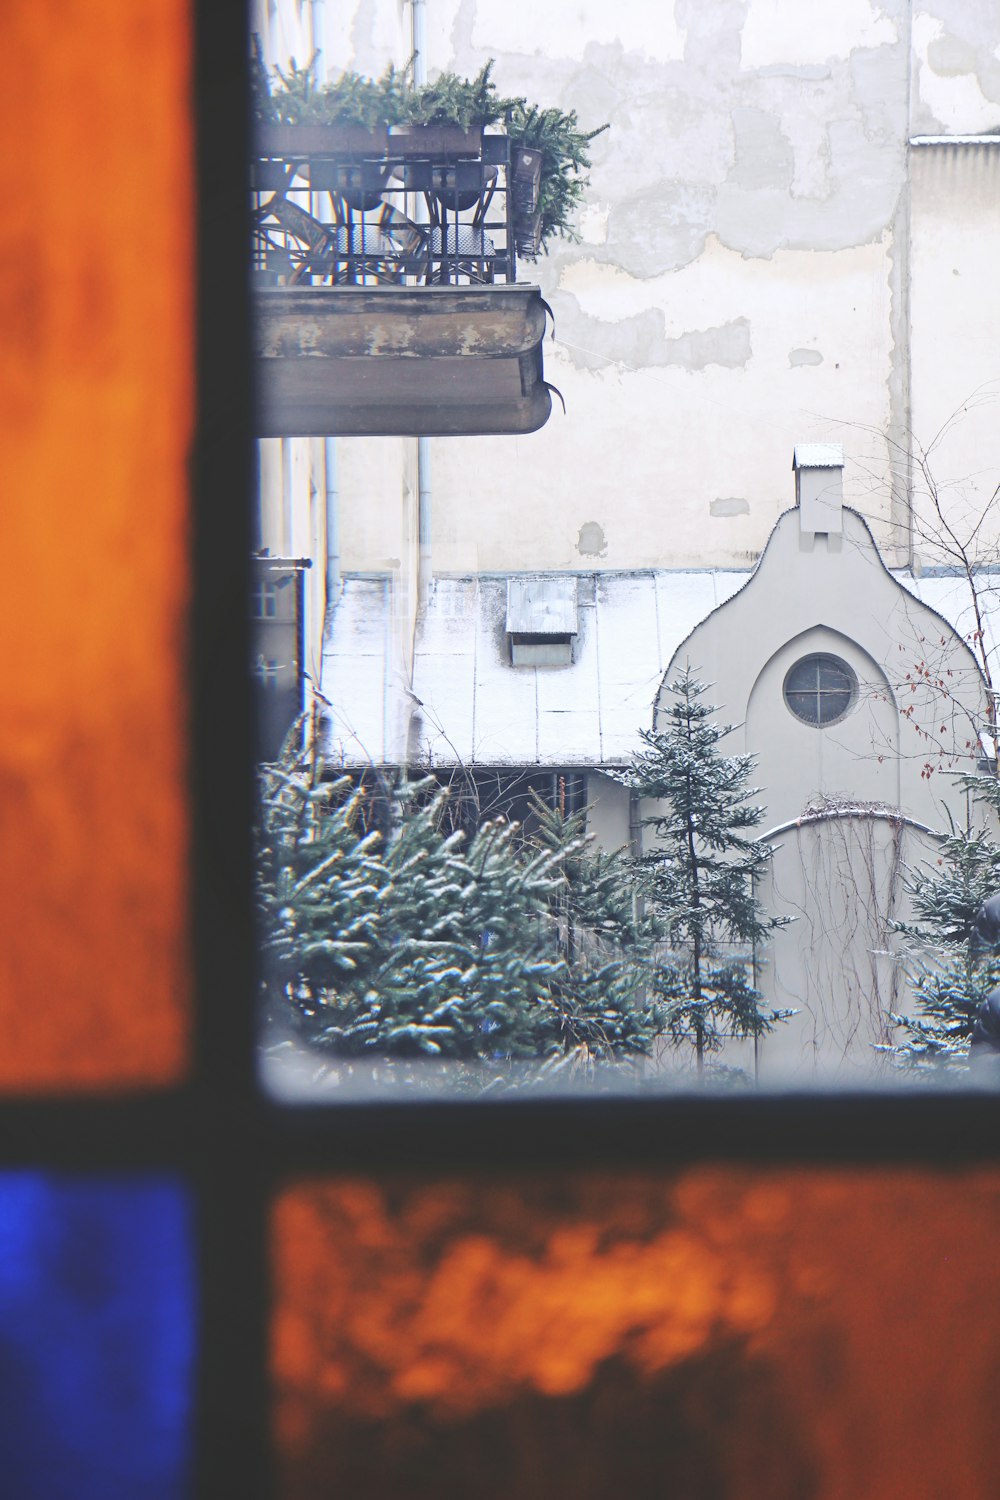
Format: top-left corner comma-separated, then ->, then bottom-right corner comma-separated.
252,124 -> 540,289
250,124 -> 552,436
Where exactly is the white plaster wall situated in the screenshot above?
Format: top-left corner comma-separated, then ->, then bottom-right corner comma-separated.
256,435 -> 328,681
251,1 -> 411,676
337,437 -> 414,571
908,146 -> 1000,570
755,818 -> 936,1083
384,0 -> 915,571
911,5 -> 1000,133
657,508 -> 986,826
654,505 -> 987,1077
255,1 -> 1000,600
432,235 -> 896,571
585,770 -> 633,853
269,0 -> 998,577
745,627 -> 902,819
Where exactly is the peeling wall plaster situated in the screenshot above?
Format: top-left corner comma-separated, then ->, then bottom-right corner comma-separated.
576,522 -> 608,557
470,0 -> 687,63
740,0 -> 899,69
256,1 -> 1000,577
912,8 -> 1000,132
550,301 -> 752,374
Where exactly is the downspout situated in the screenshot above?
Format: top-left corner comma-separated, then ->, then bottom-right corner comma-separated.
411,0 -> 432,612
417,437 -> 432,609
310,0 -> 326,82
411,0 -> 427,81
281,438 -> 294,553
311,0 -> 340,609
325,436 -> 340,601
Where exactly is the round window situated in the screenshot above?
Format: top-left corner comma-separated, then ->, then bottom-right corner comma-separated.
783,653 -> 857,727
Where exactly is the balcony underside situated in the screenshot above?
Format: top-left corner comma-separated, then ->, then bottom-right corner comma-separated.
254,285 -> 552,437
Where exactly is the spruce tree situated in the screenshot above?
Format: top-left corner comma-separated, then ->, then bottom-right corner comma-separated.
524,787 -> 664,1065
256,725 -> 388,1034
889,780 -> 1000,1068
257,722 -> 664,1081
621,668 -> 790,1075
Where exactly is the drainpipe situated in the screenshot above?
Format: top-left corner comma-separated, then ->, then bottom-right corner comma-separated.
411,0 -> 432,612
281,438 -> 294,553
325,436 -> 340,602
310,0 -> 326,82
417,437 -> 432,608
411,0 -> 427,82
310,1 -> 338,608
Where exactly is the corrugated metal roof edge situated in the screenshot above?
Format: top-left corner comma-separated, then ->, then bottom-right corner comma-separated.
331,566 -> 754,584
910,135 -> 1000,146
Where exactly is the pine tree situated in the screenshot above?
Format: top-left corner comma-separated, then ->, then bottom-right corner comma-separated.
888,780 -> 1000,1068
620,668 -> 790,1076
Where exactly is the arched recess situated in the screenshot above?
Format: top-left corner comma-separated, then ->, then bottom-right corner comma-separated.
746,625 -> 900,827
743,628 -> 912,1082
748,811 -> 940,1084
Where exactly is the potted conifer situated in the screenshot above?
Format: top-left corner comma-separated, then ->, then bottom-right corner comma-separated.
251,44 -> 607,257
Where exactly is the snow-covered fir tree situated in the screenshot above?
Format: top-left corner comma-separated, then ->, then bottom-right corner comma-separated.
257,717 -> 665,1081
621,668 -> 791,1075
889,776 -> 1000,1068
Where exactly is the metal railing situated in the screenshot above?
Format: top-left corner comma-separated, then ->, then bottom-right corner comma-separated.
251,126 -> 531,287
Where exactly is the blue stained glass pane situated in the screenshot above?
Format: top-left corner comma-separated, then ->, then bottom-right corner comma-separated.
0,1174 -> 195,1500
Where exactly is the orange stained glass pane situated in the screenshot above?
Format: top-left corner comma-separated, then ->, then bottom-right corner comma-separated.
0,0 -> 192,1088
273,1167 -> 1000,1500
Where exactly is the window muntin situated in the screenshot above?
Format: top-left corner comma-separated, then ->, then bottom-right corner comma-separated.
8,11 -> 1000,1500
782,653 -> 857,727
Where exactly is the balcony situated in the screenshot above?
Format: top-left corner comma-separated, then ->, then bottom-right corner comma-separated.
251,124 -> 552,437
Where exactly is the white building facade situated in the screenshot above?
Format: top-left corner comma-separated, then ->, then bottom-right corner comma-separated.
253,0 -> 1000,1075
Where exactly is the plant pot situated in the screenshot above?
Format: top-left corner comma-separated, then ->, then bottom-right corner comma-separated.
430,161 -> 493,213
255,123 -> 389,158
309,157 -> 390,212
511,146 -> 542,215
514,208 -> 543,259
388,124 -> 482,158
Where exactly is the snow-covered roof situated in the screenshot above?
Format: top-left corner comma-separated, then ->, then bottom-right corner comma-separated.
320,570 -> 746,768
897,570 -> 1000,664
318,566 -> 1000,770
506,575 -> 578,635
793,443 -> 844,469
909,135 -> 1000,147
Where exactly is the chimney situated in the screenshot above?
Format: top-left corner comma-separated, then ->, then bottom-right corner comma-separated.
793,443 -> 844,536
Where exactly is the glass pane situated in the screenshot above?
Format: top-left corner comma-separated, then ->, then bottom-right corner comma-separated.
785,689 -> 819,721
819,687 -> 851,719
818,660 -> 851,692
784,661 -> 816,696
253,10 -> 1000,1100
273,1169 -> 1000,1499
0,0 -> 192,1090
0,1175 -> 195,1499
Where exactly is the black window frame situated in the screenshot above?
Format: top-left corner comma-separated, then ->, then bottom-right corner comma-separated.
1,8 -> 998,1498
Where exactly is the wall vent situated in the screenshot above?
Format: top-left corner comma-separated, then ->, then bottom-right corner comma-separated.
506,576 -> 578,667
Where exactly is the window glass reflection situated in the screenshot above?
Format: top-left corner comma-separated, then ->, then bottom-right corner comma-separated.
250,4 -> 1000,1097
